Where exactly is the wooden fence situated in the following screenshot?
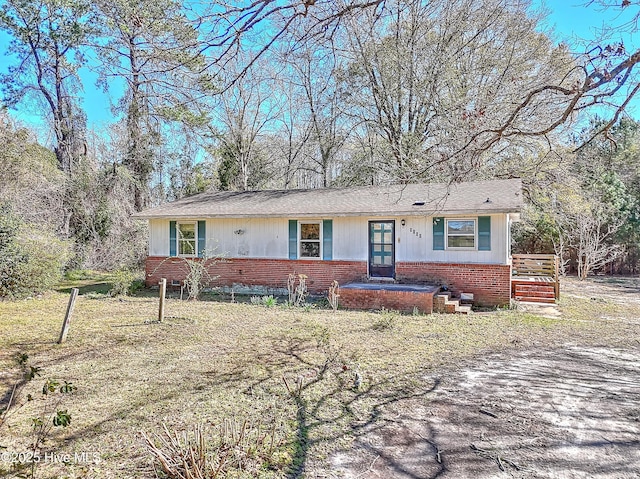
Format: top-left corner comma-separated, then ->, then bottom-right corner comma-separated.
511,254 -> 560,300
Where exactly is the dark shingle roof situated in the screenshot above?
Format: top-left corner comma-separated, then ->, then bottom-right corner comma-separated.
133,178 -> 522,219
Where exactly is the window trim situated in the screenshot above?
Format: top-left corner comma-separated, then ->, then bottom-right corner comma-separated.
176,221 -> 198,257
298,220 -> 322,259
445,218 -> 477,250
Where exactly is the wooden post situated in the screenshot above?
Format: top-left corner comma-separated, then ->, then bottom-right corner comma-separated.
554,256 -> 560,300
158,278 -> 166,322
58,288 -> 78,344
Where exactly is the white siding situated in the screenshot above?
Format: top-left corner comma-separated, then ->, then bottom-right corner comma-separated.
148,213 -> 510,265
332,216 -> 428,262
333,217 -> 367,260
149,219 -> 170,256
396,216 -> 428,261
206,218 -> 288,259
332,214 -> 508,264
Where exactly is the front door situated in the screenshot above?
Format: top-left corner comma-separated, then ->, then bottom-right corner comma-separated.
369,221 -> 395,279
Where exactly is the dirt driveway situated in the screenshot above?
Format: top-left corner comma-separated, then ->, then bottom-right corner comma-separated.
328,278 -> 640,478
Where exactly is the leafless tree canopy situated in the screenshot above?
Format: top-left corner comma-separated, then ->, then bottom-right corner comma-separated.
2,0 -> 640,275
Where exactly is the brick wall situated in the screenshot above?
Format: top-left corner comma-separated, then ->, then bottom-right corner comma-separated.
396,262 -> 511,306
340,288 -> 434,313
145,257 -> 511,306
145,256 -> 368,293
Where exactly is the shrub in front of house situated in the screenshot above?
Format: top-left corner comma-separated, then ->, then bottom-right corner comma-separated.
109,268 -> 144,297
0,205 -> 72,298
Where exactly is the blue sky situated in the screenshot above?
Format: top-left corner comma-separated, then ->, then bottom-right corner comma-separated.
543,0 -> 640,117
543,0 -> 638,46
1,1 -> 639,131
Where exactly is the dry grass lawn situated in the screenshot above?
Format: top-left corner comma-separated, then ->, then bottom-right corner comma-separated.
0,277 -> 638,478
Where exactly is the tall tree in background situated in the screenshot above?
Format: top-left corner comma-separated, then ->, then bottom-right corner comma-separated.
213,58 -> 280,191
268,74 -> 313,189
0,0 -> 92,240
157,123 -> 216,201
94,0 -> 205,211
294,44 -> 347,187
0,0 -> 90,175
514,118 -> 640,277
196,1 -> 386,86
573,118 -> 640,273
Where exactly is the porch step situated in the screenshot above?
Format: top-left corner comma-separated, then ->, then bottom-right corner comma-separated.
516,296 -> 557,303
514,283 -> 556,304
515,284 -> 555,293
434,292 -> 472,314
516,290 -> 555,298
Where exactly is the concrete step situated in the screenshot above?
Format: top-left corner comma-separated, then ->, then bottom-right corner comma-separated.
434,293 -> 456,313
434,292 -> 472,314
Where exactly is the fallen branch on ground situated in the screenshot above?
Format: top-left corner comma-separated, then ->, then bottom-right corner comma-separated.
470,443 -> 521,471
479,408 -> 498,418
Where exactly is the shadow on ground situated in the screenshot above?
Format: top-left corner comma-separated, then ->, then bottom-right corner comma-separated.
328,346 -> 640,479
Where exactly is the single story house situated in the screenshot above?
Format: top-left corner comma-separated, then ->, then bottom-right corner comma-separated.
134,178 -> 522,308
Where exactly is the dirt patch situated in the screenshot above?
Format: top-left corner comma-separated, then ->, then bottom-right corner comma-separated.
515,301 -> 562,318
561,276 -> 640,305
329,345 -> 640,478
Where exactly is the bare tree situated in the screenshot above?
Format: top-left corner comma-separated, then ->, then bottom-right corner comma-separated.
268,83 -> 313,189
196,0 -> 386,88
194,0 -> 640,154
513,0 -> 640,146
338,0 -> 577,183
575,212 -> 624,279
295,44 -> 348,187
212,58 -> 280,191
553,195 -> 624,279
0,112 -> 65,227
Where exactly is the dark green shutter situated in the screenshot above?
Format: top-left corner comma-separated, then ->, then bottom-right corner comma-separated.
288,220 -> 297,259
169,221 -> 177,256
478,216 -> 491,251
197,221 -> 206,257
322,219 -> 333,260
433,217 -> 444,250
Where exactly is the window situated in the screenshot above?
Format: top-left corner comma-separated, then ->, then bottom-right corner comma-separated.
446,219 -> 475,249
289,219 -> 332,260
177,222 -> 197,256
299,222 -> 321,258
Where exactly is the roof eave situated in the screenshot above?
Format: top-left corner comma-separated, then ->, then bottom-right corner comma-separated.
133,207 -> 521,220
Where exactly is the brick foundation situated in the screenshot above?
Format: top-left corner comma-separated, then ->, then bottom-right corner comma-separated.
396,262 -> 511,306
145,257 -> 368,294
145,257 -> 511,307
